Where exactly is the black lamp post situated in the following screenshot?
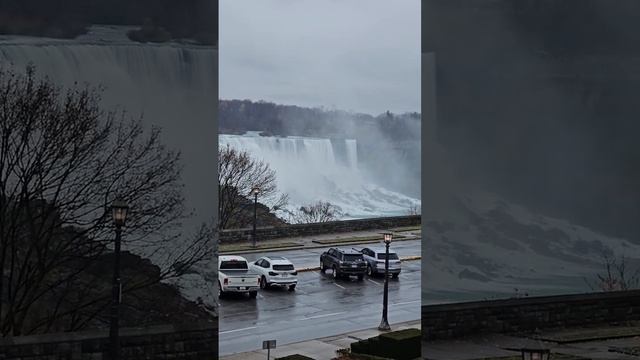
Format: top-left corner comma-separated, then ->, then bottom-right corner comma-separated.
251,186 -> 260,248
378,232 -> 392,331
520,348 -> 550,360
110,199 -> 128,360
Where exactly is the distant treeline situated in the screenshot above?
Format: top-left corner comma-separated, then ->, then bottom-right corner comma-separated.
0,0 -> 217,45
219,99 -> 421,142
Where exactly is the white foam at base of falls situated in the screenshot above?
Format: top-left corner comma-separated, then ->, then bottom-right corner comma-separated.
219,132 -> 421,219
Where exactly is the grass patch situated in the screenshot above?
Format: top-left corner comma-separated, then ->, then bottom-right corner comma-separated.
533,326 -> 640,343
312,234 -> 406,245
219,242 -> 301,253
390,226 -> 421,232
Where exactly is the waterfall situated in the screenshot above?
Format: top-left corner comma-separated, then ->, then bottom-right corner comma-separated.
0,33 -> 217,231
219,133 -> 421,219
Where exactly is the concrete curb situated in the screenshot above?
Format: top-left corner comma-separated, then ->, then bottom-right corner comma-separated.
219,235 -> 420,255
296,255 -> 422,273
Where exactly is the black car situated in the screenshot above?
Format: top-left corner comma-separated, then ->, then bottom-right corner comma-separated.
320,248 -> 367,280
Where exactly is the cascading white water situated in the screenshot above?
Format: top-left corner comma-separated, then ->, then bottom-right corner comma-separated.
0,30 -> 217,230
0,44 -> 215,92
220,132 -> 421,219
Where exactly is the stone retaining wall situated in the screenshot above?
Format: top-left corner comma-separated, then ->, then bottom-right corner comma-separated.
0,322 -> 217,359
220,215 -> 421,243
422,290 -> 640,340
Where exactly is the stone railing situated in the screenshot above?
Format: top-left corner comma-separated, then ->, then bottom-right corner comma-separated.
220,215 -> 421,243
422,290 -> 640,340
0,321 -> 217,359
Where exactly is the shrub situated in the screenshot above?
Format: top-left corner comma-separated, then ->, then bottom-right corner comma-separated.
350,328 -> 421,360
275,355 -> 316,360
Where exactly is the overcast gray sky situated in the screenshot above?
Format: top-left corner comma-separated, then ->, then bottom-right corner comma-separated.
220,0 -> 420,116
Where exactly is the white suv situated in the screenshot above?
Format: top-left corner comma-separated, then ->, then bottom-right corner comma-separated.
250,256 -> 298,291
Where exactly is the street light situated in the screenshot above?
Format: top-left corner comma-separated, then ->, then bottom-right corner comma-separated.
251,186 -> 260,248
378,232 -> 393,331
110,199 -> 128,360
520,348 -> 550,360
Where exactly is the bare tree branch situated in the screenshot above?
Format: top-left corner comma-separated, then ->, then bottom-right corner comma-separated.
218,144 -> 287,229
0,65 -> 212,336
584,253 -> 640,292
285,201 -> 343,224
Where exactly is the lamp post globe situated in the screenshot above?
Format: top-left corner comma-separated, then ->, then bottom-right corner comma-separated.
378,232 -> 393,331
383,232 -> 392,244
109,199 -> 128,360
111,199 -> 129,226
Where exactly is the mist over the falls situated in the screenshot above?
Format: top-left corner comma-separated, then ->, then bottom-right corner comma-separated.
422,1 -> 640,303
423,50 -> 640,303
219,131 -> 420,220
218,99 -> 421,220
0,30 -> 217,232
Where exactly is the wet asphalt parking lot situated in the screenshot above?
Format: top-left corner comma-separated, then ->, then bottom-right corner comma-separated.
218,240 -> 421,355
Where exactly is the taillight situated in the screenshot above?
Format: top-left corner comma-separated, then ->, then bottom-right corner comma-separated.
268,271 -> 278,276
223,278 -> 228,285
291,271 -> 298,275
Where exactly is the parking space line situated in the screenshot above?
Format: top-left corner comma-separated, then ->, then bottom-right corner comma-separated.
333,282 -> 346,290
221,310 -> 259,318
219,326 -> 257,334
392,300 -> 420,306
367,279 -> 381,285
302,311 -> 346,320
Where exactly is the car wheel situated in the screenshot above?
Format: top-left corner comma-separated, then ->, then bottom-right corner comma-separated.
320,260 -> 326,273
332,265 -> 339,279
357,274 -> 364,281
260,275 -> 269,289
218,282 -> 225,299
392,273 -> 399,279
288,284 -> 296,291
249,290 -> 258,298
367,265 -> 373,276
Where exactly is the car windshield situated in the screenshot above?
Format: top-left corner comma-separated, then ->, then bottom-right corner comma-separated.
343,254 -> 363,261
220,260 -> 248,270
273,264 -> 294,271
377,253 -> 399,260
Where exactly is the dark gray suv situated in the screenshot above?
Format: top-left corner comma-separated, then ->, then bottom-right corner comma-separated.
320,248 -> 366,280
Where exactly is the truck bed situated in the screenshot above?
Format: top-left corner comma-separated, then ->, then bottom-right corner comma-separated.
219,269 -> 259,277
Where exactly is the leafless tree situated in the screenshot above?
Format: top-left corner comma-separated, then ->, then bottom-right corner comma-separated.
406,204 -> 421,216
218,144 -> 287,229
287,201 -> 343,224
585,254 -> 640,292
0,66 -> 212,336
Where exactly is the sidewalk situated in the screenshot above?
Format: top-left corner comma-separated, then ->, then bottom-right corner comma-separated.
220,320 -> 422,360
423,326 -> 640,360
219,227 -> 422,255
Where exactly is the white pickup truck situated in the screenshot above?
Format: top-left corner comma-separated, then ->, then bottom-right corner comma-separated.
218,255 -> 260,298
